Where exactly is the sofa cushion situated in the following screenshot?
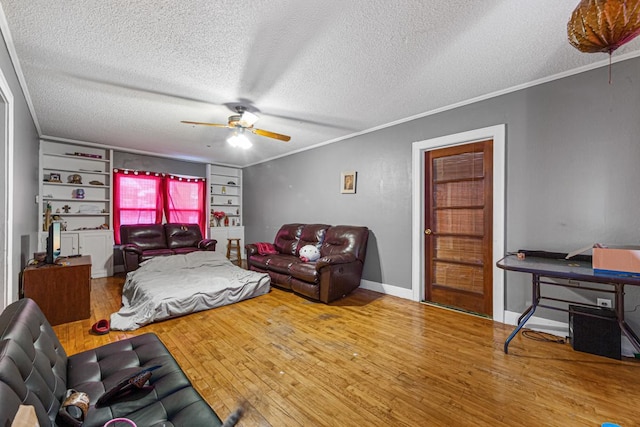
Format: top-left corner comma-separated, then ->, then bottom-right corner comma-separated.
164,223 -> 203,249
273,224 -> 304,255
288,262 -> 319,283
121,224 -> 167,250
172,247 -> 200,255
266,254 -> 302,274
297,224 -> 330,255
139,249 -> 174,262
321,225 -> 369,262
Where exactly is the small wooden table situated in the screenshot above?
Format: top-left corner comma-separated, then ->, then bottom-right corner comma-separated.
21,255 -> 92,326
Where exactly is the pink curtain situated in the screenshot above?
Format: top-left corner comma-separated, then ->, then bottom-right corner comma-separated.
113,169 -> 164,243
163,175 -> 206,237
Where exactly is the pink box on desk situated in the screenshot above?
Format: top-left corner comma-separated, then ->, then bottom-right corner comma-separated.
592,246 -> 640,276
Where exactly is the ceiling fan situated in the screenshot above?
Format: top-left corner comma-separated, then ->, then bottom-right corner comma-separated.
181,106 -> 291,146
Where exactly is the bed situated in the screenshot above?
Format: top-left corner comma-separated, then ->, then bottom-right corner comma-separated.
110,251 -> 270,331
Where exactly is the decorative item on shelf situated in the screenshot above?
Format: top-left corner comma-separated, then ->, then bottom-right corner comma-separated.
236,208 -> 239,215
62,205 -> 71,213
224,215 -> 230,227
212,211 -> 226,227
227,181 -> 236,185
89,180 -> 104,185
68,174 -> 82,184
232,219 -> 236,226
48,173 -> 61,183
221,186 -> 226,194
73,188 -> 85,199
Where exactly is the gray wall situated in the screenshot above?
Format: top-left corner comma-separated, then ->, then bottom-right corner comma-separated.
244,57 -> 640,328
0,34 -> 40,303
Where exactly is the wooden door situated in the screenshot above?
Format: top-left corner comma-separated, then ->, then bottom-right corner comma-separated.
424,140 -> 493,316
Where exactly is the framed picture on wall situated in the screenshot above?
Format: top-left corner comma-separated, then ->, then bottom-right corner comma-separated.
341,171 -> 357,194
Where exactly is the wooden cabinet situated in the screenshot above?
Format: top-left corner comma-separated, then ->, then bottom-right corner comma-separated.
21,256 -> 92,326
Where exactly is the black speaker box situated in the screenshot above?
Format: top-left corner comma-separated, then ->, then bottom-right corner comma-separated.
569,305 -> 621,360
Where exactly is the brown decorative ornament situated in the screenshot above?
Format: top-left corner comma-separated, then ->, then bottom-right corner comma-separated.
568,0 -> 640,54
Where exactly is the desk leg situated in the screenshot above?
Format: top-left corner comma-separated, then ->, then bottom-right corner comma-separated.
616,284 -> 640,354
504,274 -> 540,354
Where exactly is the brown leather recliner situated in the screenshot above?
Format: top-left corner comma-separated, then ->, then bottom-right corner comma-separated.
120,223 -> 217,272
246,224 -> 369,303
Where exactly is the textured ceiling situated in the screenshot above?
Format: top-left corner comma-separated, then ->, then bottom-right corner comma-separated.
1,1 -> 640,166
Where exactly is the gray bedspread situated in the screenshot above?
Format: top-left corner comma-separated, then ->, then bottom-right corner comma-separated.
110,251 -> 270,330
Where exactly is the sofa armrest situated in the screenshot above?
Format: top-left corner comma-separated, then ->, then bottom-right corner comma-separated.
245,243 -> 259,257
198,239 -> 217,251
316,253 -> 357,269
121,243 -> 143,256
121,244 -> 143,273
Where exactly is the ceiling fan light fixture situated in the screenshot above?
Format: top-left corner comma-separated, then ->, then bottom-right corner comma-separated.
227,131 -> 252,149
238,110 -> 259,127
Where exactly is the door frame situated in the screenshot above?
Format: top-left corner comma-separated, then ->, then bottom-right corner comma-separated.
0,65 -> 14,309
412,124 -> 505,322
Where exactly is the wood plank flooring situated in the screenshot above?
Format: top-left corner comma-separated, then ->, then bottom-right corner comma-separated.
53,276 -> 640,426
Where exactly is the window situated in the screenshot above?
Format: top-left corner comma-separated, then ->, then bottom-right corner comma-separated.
113,170 -> 206,243
164,175 -> 206,232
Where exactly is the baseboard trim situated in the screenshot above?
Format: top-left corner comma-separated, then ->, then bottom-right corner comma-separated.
360,279 -> 414,300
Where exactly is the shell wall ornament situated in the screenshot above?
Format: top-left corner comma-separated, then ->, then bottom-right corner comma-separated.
567,0 -> 640,54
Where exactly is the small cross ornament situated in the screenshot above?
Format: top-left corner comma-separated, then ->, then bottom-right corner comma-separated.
62,205 -> 71,213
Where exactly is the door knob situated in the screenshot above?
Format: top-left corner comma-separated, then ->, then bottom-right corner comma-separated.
425,228 -> 432,235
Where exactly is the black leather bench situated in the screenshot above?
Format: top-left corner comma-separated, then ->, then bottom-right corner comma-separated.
0,298 -> 222,426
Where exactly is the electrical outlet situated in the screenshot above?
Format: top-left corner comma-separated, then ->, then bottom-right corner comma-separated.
597,298 -> 612,308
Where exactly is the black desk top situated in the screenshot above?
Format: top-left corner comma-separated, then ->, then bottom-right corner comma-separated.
497,254 -> 640,286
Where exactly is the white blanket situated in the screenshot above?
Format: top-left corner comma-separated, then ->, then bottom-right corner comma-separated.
110,251 -> 270,330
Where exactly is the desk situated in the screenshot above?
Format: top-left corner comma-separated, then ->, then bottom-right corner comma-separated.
21,256 -> 92,326
497,254 -> 640,354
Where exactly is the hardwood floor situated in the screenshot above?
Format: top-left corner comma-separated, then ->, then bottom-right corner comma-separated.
53,276 -> 640,426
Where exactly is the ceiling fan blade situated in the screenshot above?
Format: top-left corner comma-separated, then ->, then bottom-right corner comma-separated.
181,121 -> 230,128
251,128 -> 291,142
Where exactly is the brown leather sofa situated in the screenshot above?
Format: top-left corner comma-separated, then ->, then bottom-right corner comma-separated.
121,223 -> 217,272
246,224 -> 369,303
0,298 -> 222,427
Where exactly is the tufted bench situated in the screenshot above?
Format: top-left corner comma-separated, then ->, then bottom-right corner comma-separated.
0,298 -> 222,426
